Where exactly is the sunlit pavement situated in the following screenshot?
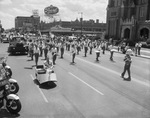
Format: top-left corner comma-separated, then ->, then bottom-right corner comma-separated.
0,43 -> 150,118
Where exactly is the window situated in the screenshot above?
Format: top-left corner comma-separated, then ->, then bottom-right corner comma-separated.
111,11 -> 117,17
139,7 -> 144,17
110,0 -> 115,7
139,0 -> 147,4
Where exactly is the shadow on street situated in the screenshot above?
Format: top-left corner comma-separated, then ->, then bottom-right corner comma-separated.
0,108 -> 20,118
33,79 -> 57,90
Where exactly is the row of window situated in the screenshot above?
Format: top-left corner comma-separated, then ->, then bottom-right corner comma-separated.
139,0 -> 147,4
109,0 -> 148,7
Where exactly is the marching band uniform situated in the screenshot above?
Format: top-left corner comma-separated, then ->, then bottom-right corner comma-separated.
95,44 -> 101,61
51,45 -> 57,65
60,42 -> 65,58
43,43 -> 49,60
76,42 -> 81,55
38,41 -> 43,57
89,42 -> 93,54
70,44 -> 76,63
84,41 -> 88,57
121,54 -> 132,81
108,44 -> 115,61
29,43 -> 34,60
34,45 -> 40,67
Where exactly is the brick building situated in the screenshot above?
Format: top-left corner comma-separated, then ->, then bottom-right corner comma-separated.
15,16 -> 40,33
106,0 -> 150,42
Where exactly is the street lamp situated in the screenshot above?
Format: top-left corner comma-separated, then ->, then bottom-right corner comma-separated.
78,12 -> 83,37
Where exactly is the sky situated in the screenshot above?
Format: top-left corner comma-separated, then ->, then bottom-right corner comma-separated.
0,0 -> 108,29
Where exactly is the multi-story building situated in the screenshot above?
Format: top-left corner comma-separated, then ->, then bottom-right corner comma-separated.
15,16 -> 40,33
15,15 -> 106,36
106,0 -> 150,43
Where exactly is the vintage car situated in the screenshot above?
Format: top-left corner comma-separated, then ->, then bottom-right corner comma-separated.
34,65 -> 57,85
8,36 -> 28,55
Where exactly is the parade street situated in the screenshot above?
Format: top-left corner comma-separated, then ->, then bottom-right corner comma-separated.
0,43 -> 150,118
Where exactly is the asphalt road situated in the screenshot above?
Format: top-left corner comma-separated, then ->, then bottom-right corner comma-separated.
0,43 -> 150,118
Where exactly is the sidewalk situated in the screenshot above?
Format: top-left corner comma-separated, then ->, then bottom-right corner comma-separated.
113,46 -> 150,59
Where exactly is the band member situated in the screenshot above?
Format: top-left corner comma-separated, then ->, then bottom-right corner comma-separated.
84,40 -> 88,57
89,42 -> 93,54
29,43 -> 34,60
76,42 -> 81,55
101,41 -> 106,54
121,54 -> 132,81
34,44 -> 40,67
95,43 -> 101,61
43,43 -> 48,60
60,42 -> 65,58
108,44 -> 115,61
70,44 -> 76,63
51,45 -> 57,65
38,41 -> 43,57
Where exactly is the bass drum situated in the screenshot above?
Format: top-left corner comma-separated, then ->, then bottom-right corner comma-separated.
6,99 -> 21,114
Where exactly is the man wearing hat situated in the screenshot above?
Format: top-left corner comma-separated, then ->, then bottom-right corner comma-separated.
121,53 -> 132,81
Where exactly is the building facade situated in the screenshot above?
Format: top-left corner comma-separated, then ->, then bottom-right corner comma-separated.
106,0 -> 150,42
15,16 -> 106,36
15,16 -> 40,33
40,18 -> 106,36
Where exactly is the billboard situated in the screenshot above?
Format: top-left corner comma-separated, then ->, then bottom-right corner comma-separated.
44,5 -> 59,16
